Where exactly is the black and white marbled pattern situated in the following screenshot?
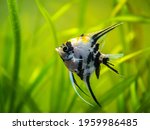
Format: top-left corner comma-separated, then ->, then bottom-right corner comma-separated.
56,23 -> 122,107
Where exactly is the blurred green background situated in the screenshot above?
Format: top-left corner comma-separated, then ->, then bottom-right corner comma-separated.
0,0 -> 150,112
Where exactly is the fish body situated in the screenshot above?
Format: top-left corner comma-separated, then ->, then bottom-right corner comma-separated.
56,23 -> 123,107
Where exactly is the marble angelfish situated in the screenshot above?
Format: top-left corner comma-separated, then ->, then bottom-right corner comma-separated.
56,23 -> 123,107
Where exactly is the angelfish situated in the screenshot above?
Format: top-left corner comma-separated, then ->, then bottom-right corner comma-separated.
56,23 -> 123,107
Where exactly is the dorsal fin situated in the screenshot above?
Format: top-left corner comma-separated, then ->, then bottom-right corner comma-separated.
91,23 -> 122,46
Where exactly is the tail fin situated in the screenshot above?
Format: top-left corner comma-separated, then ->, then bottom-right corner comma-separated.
105,54 -> 124,60
102,54 -> 123,74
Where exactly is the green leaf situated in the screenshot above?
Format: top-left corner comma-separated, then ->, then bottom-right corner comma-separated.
111,15 -> 150,23
7,0 -> 21,112
35,0 -> 58,46
15,60 -> 54,112
52,3 -> 72,21
136,92 -> 150,112
101,76 -> 135,106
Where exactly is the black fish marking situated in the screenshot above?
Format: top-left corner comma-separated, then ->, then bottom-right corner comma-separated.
63,46 -> 68,52
87,52 -> 93,64
77,56 -> 84,80
103,57 -> 119,74
95,65 -> 100,79
91,23 -> 122,47
63,41 -> 74,53
78,55 -> 83,72
71,72 -> 89,96
66,41 -> 72,48
94,52 -> 101,79
77,70 -> 84,80
102,57 -> 109,64
85,75 -> 101,107
93,44 -> 99,53
104,63 -> 119,74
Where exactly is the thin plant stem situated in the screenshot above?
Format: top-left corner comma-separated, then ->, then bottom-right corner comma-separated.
7,0 -> 21,112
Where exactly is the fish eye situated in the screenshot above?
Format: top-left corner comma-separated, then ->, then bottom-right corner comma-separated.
63,46 -> 68,52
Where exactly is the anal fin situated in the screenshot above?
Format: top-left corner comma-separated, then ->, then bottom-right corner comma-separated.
85,75 -> 101,107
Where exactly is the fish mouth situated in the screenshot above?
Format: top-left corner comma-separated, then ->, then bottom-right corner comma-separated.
55,47 -> 64,56
55,47 -> 60,52
55,47 -> 62,53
